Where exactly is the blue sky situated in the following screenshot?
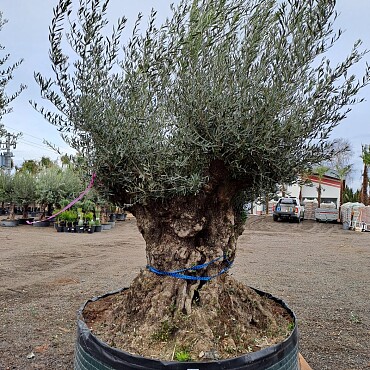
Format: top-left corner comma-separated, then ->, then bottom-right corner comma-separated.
1,0 -> 369,190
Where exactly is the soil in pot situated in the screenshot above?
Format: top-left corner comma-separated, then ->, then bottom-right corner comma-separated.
83,274 -> 294,363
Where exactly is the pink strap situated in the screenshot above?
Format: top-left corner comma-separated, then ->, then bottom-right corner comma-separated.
27,173 -> 97,224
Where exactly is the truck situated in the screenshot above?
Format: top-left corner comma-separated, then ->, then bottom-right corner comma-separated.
273,197 -> 305,223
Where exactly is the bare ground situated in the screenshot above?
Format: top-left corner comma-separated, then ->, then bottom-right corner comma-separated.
0,215 -> 369,369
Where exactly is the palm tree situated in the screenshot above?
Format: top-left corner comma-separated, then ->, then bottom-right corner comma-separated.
314,165 -> 330,207
360,145 -> 370,206
335,164 -> 352,207
343,185 -> 360,203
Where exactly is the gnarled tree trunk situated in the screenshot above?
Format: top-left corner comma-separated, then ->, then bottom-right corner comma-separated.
85,165 -> 291,360
360,164 -> 369,206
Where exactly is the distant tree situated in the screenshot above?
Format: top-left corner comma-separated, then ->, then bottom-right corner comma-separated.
0,171 -> 15,219
39,156 -> 55,169
0,11 -> 26,126
17,159 -> 39,174
314,165 -> 330,207
35,166 -> 82,218
343,185 -> 360,204
360,144 -> 370,205
13,171 -> 36,219
60,154 -> 71,167
0,12 -> 25,170
336,164 -> 352,206
34,0 -> 370,357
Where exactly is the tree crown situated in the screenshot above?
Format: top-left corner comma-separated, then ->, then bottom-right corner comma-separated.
34,0 -> 370,205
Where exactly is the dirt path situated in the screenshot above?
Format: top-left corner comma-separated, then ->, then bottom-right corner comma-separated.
0,216 -> 369,369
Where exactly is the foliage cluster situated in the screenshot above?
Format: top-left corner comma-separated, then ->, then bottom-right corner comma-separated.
34,0 -> 370,206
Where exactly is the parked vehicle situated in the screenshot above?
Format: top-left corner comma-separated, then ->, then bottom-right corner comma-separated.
273,197 -> 305,223
315,208 -> 339,222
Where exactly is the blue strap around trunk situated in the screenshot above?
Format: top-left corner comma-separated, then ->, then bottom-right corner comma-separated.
146,255 -> 233,281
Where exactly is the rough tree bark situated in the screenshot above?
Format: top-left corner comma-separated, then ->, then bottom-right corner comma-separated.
85,162 -> 292,359
360,164 -> 369,206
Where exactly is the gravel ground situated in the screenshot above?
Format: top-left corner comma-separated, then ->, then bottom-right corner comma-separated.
0,215 -> 369,369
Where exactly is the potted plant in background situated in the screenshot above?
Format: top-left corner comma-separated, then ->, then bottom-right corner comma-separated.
0,171 -> 18,227
60,209 -> 77,232
13,171 -> 37,224
94,208 -> 102,232
114,206 -> 127,221
87,219 -> 96,233
84,211 -> 95,233
35,0 -> 369,369
35,166 -> 83,225
76,207 -> 85,233
54,211 -> 66,232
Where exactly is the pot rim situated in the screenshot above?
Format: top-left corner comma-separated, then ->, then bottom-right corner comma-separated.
76,286 -> 298,369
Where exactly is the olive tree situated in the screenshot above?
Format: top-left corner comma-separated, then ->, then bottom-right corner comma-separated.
35,166 -> 83,218
0,11 -> 26,123
13,170 -> 36,219
34,0 -> 370,357
0,170 -> 15,218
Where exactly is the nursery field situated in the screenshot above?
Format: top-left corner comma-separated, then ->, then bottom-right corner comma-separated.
0,216 -> 369,370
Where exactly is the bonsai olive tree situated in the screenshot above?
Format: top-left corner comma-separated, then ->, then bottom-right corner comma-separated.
34,0 -> 370,358
35,166 -> 83,219
0,11 -> 25,167
13,170 -> 37,219
0,11 -> 26,123
0,171 -> 15,219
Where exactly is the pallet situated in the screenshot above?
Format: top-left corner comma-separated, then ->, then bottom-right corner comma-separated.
299,353 -> 313,370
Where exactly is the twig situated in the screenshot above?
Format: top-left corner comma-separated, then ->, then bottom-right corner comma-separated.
7,288 -> 26,294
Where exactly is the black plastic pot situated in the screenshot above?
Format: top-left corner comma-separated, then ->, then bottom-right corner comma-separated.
76,226 -> 85,233
32,220 -> 51,227
87,225 -> 95,233
18,217 -> 34,225
1,219 -> 19,227
74,288 -> 299,370
116,213 -> 127,221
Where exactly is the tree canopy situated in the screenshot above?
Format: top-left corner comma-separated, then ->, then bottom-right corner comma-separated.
0,11 -> 25,154
31,1 -> 370,359
0,11 -> 26,119
34,0 -> 370,206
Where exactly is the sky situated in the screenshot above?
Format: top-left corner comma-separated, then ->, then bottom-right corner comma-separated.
1,0 -> 369,190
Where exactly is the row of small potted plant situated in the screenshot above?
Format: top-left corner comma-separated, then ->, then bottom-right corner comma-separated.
55,207 -> 113,233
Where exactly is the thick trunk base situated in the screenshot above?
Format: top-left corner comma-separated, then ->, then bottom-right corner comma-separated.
84,272 -> 293,361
